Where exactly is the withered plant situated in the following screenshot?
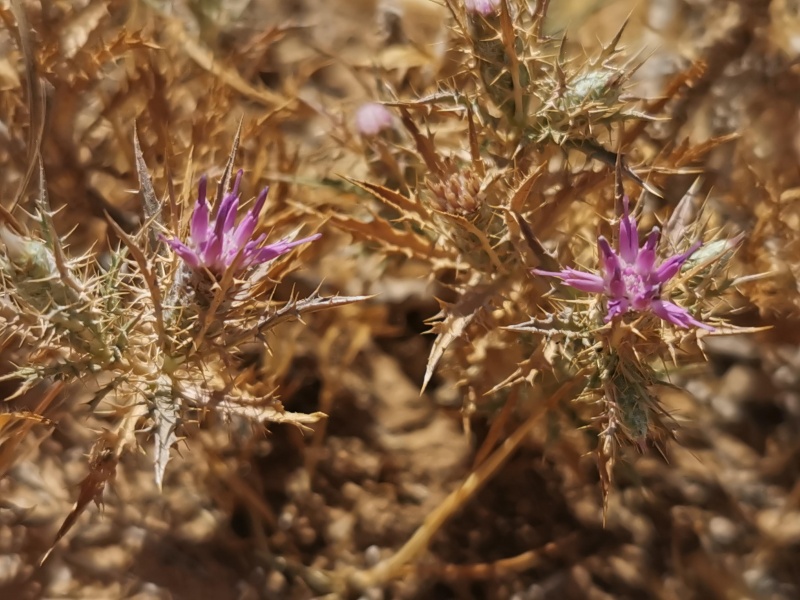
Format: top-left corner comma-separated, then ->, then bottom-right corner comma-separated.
0,125 -> 366,552
325,0 -> 752,590
2,0 -> 797,597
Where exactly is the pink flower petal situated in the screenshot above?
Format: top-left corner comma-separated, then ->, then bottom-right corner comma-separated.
164,238 -> 201,269
597,237 -> 619,273
532,268 -> 606,293
655,241 -> 702,283
190,176 -> 211,246
232,186 -> 269,251
636,228 -> 659,276
604,298 -> 629,322
650,299 -> 714,331
251,233 -> 321,264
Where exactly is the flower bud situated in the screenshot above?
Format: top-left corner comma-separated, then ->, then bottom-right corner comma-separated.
0,226 -> 58,281
355,103 -> 394,137
425,169 -> 484,216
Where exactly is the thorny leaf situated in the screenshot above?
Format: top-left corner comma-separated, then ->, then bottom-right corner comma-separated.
159,15 -> 288,110
423,283 -> 496,393
398,107 -> 444,176
251,292 -> 373,340
216,400 -> 326,433
105,213 -> 165,342
133,126 -> 164,252
330,212 -> 442,261
342,176 -> 431,224
153,395 -> 180,491
35,160 -> 86,297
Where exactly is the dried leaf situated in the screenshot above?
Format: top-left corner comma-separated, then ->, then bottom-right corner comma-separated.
399,107 -> 444,175
569,140 -> 664,198
423,285 -> 495,393
217,401 -> 326,433
342,176 -> 431,223
60,0 -> 108,59
509,162 -> 547,214
164,18 -> 288,109
664,178 -> 704,250
153,396 -> 179,491
105,212 -> 165,341
133,126 -> 163,252
41,441 -> 118,565
507,210 -> 559,272
0,382 -> 61,479
0,411 -> 52,433
216,119 -> 243,205
330,212 -> 442,261
252,292 -> 372,339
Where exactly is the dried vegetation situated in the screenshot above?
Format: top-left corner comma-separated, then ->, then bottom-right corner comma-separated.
1,0 -> 800,598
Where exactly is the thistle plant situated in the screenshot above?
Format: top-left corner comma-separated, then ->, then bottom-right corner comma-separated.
0,136 -> 365,548
323,2 -> 748,587
1,0 -> 783,596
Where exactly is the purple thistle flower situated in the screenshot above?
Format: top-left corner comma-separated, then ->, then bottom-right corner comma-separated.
532,198 -> 714,331
465,0 -> 501,16
164,170 -> 320,275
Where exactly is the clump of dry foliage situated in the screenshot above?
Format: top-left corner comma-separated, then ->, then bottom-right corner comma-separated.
1,0 -> 800,598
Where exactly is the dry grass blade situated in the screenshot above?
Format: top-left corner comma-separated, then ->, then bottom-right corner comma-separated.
348,374 -> 589,591
413,532 -> 580,580
0,381 -> 61,479
216,401 -> 326,432
8,0 -> 45,214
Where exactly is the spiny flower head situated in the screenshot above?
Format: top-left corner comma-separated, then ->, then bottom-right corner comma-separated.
533,198 -> 713,331
165,170 -> 320,276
